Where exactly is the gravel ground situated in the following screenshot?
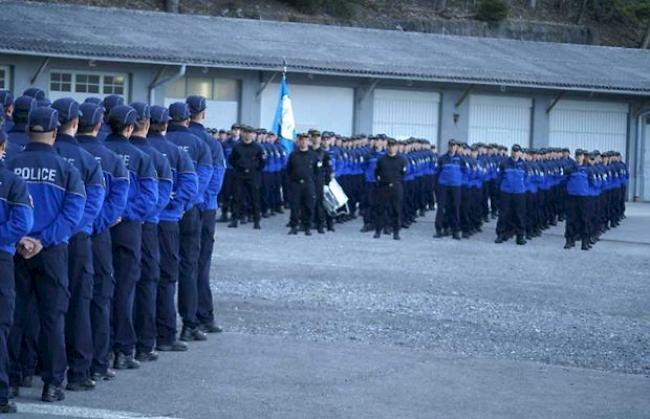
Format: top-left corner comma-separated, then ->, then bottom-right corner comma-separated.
211,204 -> 650,376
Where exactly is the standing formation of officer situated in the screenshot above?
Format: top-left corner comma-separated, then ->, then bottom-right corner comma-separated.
0,90 -> 225,412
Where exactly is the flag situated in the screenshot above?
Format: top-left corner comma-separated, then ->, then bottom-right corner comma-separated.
272,74 -> 296,152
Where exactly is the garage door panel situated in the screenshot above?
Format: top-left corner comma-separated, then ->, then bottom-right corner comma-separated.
469,95 -> 532,148
372,89 -> 439,141
260,83 -> 353,136
549,100 -> 628,158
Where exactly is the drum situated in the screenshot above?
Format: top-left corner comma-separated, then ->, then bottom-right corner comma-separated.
323,178 -> 349,216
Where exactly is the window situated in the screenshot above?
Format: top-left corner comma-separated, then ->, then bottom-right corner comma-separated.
75,74 -> 100,94
166,77 -> 240,102
49,70 -> 128,101
103,75 -> 125,95
0,66 -> 8,90
50,72 -> 72,92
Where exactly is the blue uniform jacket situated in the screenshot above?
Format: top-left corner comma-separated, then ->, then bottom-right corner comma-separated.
148,132 -> 198,222
499,157 -> 526,194
167,125 -> 213,209
131,136 -> 173,224
0,161 -> 34,255
7,142 -> 85,247
77,134 -> 129,234
7,123 -> 29,148
55,134 -> 106,236
437,153 -> 462,187
189,122 -> 225,211
103,134 -> 158,222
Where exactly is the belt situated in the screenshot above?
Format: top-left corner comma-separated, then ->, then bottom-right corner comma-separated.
292,178 -> 306,184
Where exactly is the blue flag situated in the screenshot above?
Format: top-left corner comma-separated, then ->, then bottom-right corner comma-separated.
272,74 -> 296,153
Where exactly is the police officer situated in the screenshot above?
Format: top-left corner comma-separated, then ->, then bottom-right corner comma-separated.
103,105 -> 158,369
6,95 -> 36,149
0,90 -> 14,132
564,149 -> 591,250
287,133 -> 317,236
0,130 -> 33,414
129,103 -> 173,361
97,95 -> 125,141
218,123 -> 241,222
495,144 -> 527,245
7,106 -> 86,402
166,102 -> 213,342
434,139 -> 462,240
374,138 -> 407,240
310,130 -> 332,234
186,96 -> 225,334
76,102 -> 129,381
228,125 -> 264,229
52,98 -> 106,391
148,106 -> 198,352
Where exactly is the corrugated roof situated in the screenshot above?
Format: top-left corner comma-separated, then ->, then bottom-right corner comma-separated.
0,0 -> 649,95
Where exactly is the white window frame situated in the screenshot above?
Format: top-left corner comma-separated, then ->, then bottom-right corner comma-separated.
48,69 -> 129,99
0,65 -> 10,90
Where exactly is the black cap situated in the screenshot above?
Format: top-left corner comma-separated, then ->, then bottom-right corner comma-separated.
108,105 -> 138,127
130,102 -> 151,122
168,102 -> 190,121
102,95 -> 125,113
150,106 -> 170,124
13,95 -> 37,115
186,96 -> 207,115
79,103 -> 104,127
512,144 -> 522,152
448,139 -> 458,146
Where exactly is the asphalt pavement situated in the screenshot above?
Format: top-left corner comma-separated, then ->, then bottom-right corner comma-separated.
9,203 -> 650,419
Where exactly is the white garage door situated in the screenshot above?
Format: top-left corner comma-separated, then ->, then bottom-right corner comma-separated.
468,95 -> 532,148
260,83 -> 354,136
372,89 -> 440,141
549,100 -> 628,158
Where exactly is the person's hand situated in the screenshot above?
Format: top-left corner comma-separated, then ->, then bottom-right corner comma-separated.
18,237 -> 43,259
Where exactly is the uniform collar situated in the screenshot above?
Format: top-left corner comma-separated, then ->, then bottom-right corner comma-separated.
104,133 -> 129,142
56,133 -> 79,145
8,122 -> 27,133
76,134 -> 101,144
130,135 -> 149,145
189,121 -> 205,130
24,142 -> 54,152
168,125 -> 189,133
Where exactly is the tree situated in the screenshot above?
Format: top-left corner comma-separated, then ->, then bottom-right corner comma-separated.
476,0 -> 509,22
617,0 -> 650,48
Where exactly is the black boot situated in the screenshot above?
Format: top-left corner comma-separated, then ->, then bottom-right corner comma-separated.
288,227 -> 298,235
180,327 -> 207,342
304,229 -> 312,236
434,230 -> 444,238
564,239 -> 574,249
217,213 -> 229,223
0,401 -> 17,414
135,351 -> 159,362
494,235 -> 505,244
113,353 -> 141,370
393,232 -> 401,240
41,384 -> 65,402
66,378 -> 96,391
581,239 -> 590,251
452,231 -> 461,240
373,231 -> 381,239
516,235 -> 526,245
253,221 -> 261,230
156,341 -> 188,352
228,220 -> 238,228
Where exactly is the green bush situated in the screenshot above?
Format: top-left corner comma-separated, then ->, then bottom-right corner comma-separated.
476,0 -> 509,22
280,0 -> 356,18
282,0 -> 321,14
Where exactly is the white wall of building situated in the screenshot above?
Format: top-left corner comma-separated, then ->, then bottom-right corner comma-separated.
468,94 -> 532,148
372,89 -> 440,141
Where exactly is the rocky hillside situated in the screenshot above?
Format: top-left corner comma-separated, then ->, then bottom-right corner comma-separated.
32,0 -> 647,48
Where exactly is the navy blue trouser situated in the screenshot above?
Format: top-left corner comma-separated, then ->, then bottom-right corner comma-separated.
0,252 -> 15,405
9,245 -> 69,387
157,221 -> 180,345
135,222 -> 160,354
110,220 -> 142,356
65,233 -> 94,384
197,210 -> 216,327
178,207 -> 200,330
90,229 -> 114,375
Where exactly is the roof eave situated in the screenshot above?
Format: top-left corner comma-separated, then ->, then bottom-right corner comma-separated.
1,48 -> 648,98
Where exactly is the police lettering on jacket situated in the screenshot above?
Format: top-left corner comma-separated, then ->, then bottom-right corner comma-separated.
7,142 -> 86,247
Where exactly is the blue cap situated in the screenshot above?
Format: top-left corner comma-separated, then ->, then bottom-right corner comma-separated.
23,87 -> 46,100
186,96 -> 207,115
79,103 -> 104,127
52,98 -> 82,124
169,102 -> 190,121
0,128 -> 6,145
108,105 -> 138,127
102,95 -> 125,113
150,105 -> 170,124
13,95 -> 37,114
0,90 -> 13,107
130,102 -> 150,121
28,107 -> 60,133
84,97 -> 103,106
